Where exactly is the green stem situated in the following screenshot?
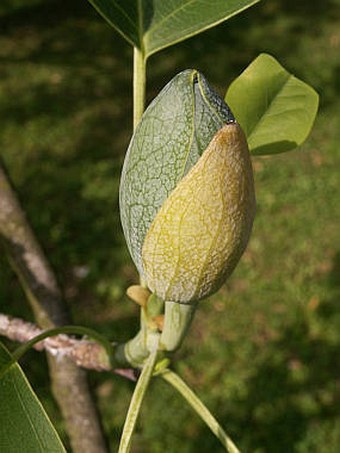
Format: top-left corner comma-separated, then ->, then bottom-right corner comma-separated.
160,369 -> 240,453
133,46 -> 147,293
118,343 -> 159,453
116,295 -> 165,367
133,46 -> 146,130
115,330 -> 150,368
160,301 -> 197,352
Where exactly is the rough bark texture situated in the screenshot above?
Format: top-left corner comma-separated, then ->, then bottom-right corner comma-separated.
0,313 -> 111,371
0,162 -> 108,453
0,313 -> 137,380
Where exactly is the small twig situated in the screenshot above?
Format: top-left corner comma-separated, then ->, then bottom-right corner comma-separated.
0,313 -> 110,371
0,313 -> 136,381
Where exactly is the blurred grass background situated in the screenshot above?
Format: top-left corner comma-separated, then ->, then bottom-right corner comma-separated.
0,0 -> 339,452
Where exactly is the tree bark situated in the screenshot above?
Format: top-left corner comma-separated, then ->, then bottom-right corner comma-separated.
0,312 -> 137,380
0,161 -> 108,453
0,313 -> 111,371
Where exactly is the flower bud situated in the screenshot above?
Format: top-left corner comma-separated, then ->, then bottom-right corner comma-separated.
120,70 -> 255,305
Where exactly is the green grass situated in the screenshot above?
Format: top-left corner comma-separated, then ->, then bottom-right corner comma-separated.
1,0 -> 339,452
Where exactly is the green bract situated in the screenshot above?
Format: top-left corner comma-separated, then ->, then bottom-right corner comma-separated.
142,123 -> 255,303
120,69 -> 234,277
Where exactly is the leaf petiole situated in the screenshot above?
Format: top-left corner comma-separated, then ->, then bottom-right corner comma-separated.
160,368 -> 240,453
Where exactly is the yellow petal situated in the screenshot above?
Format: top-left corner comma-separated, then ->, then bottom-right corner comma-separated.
142,123 -> 256,303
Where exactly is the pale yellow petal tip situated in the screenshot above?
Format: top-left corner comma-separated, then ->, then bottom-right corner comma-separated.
142,123 -> 256,304
126,285 -> 151,307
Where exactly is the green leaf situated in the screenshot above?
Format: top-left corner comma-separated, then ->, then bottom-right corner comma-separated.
119,69 -> 234,275
0,341 -> 66,453
225,53 -> 319,155
87,0 -> 260,59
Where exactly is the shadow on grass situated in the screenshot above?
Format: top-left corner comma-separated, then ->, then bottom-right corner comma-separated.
187,253 -> 340,452
0,0 -> 136,315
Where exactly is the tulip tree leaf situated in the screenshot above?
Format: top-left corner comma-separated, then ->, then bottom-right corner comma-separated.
119,69 -> 234,275
86,0 -> 260,58
225,53 -> 319,155
0,341 -> 65,453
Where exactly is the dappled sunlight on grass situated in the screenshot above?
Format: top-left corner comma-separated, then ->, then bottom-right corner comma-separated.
0,1 -> 339,452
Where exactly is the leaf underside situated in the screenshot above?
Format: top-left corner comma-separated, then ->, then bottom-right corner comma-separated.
87,0 -> 260,58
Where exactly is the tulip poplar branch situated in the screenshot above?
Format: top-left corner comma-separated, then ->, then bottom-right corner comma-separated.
0,313 -> 137,381
0,161 -> 108,453
0,313 -> 140,380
